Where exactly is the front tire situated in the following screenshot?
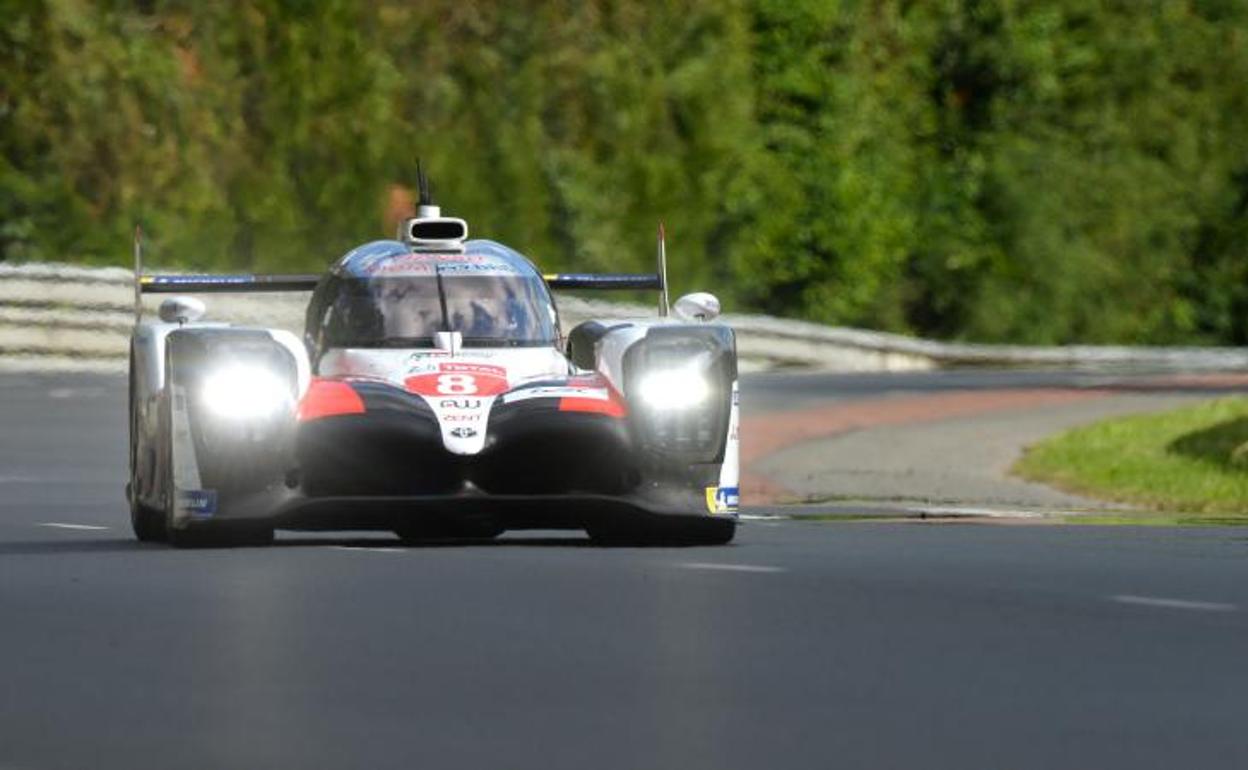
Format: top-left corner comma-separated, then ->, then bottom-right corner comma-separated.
160,387 -> 216,549
166,520 -> 208,548
129,350 -> 165,543
130,488 -> 167,543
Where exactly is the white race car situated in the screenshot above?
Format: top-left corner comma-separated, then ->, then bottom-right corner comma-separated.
127,190 -> 739,547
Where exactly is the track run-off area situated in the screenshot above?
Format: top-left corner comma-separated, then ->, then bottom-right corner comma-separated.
2,369 -> 1248,769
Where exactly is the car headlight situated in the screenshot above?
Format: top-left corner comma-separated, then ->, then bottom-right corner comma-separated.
200,366 -> 293,420
636,368 -> 711,410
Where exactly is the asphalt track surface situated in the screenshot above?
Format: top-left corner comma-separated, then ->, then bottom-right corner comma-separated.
3,371 -> 1248,769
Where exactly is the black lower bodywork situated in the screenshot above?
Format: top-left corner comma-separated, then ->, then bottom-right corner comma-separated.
280,379 -> 733,544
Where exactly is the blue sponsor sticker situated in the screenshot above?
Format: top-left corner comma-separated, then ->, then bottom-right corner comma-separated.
177,489 -> 218,519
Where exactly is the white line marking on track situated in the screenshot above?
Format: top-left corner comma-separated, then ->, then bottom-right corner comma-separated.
330,545 -> 406,553
47,386 -> 108,399
38,522 -> 110,531
1109,594 -> 1237,612
0,475 -> 42,484
679,562 -> 785,574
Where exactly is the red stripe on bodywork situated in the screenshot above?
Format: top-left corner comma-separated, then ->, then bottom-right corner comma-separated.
297,379 -> 366,421
558,395 -> 627,418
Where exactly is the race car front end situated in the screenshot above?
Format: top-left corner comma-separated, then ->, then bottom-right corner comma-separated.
283,334 -> 739,544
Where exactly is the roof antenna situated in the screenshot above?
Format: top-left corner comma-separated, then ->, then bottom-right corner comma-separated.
416,160 -> 439,218
401,159 -> 468,250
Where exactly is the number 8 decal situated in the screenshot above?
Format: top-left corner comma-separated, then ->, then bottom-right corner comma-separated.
405,365 -> 507,397
437,373 -> 477,395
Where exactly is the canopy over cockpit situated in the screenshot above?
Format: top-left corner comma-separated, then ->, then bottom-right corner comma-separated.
310,240 -> 559,349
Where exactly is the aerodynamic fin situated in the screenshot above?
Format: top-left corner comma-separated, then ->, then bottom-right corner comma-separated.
133,224 -> 143,322
657,222 -> 670,317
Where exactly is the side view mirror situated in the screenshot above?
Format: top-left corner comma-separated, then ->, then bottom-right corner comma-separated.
673,292 -> 720,323
158,296 -> 206,324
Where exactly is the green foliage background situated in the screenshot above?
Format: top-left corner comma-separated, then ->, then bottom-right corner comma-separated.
2,0 -> 1247,344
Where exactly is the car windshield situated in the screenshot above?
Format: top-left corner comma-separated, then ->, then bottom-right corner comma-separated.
324,273 -> 557,348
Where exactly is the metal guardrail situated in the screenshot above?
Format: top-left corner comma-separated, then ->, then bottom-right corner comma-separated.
2,262 -> 1246,373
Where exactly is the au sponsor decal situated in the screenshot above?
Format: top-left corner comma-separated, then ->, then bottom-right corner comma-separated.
439,398 -> 483,409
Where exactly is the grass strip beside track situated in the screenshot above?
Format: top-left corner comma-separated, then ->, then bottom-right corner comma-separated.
1015,396 -> 1248,521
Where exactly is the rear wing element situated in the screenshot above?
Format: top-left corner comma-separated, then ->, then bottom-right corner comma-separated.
542,222 -> 673,317
543,274 -> 662,291
138,274 -> 320,294
132,224 -> 319,322
132,219 -> 676,320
